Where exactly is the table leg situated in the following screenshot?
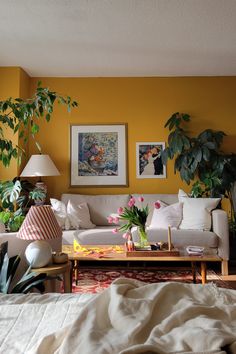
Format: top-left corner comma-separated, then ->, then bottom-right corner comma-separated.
63,269 -> 71,293
201,262 -> 207,285
74,260 -> 78,285
191,261 -> 196,283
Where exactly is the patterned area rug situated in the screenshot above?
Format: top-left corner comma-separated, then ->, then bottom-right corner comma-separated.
72,268 -> 229,294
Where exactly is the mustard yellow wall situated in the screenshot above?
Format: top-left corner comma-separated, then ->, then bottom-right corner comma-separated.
0,67 -> 30,179
27,77 -> 236,200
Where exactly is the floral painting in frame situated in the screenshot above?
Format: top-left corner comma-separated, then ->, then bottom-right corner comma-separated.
136,142 -> 166,179
71,124 -> 128,186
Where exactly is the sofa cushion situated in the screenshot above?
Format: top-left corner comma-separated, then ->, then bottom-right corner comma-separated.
132,228 -> 219,248
149,201 -> 183,229
50,199 -> 95,230
61,194 -> 130,226
73,227 -> 125,245
131,194 -> 178,226
178,190 -> 221,231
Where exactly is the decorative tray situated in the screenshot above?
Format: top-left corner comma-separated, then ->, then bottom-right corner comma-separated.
126,248 -> 180,257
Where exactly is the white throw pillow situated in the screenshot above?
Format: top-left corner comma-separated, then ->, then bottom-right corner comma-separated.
149,201 -> 183,229
67,200 -> 95,229
50,198 -> 71,230
50,199 -> 95,230
179,196 -> 221,231
178,189 -> 189,201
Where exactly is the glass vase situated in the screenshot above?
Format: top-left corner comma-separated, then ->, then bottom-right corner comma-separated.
138,226 -> 149,248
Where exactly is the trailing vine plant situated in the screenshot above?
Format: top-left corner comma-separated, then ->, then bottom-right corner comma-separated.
0,81 -> 78,167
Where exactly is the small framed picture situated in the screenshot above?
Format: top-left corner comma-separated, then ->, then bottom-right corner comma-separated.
70,124 -> 128,186
136,142 -> 166,179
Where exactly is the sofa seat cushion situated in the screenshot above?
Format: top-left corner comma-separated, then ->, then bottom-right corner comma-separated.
62,227 -> 125,245
132,228 -> 219,248
61,194 -> 130,226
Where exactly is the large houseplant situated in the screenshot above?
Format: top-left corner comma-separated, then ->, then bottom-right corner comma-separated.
0,81 -> 78,167
161,112 -> 236,258
0,82 -> 78,231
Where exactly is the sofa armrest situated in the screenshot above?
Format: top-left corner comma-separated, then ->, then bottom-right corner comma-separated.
212,209 -> 229,260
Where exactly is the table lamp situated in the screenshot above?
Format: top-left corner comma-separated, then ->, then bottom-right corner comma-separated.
17,205 -> 62,268
20,154 -> 60,204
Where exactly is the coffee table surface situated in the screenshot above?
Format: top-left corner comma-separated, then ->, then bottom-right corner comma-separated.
62,244 -> 221,262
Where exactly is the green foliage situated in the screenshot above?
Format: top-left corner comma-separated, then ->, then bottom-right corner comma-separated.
0,178 -> 45,231
0,82 -> 78,167
0,241 -> 46,294
118,204 -> 149,233
162,112 -> 236,222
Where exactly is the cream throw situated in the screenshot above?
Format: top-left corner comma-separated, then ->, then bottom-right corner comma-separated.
27,279 -> 236,354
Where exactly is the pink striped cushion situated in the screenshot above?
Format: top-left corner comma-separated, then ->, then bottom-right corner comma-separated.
17,205 -> 62,240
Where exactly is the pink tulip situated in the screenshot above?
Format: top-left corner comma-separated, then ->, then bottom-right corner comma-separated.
112,228 -> 119,234
128,197 -> 135,207
113,217 -> 119,224
107,216 -> 114,224
154,201 -> 161,209
122,232 -> 130,239
138,196 -> 144,202
117,207 -> 123,215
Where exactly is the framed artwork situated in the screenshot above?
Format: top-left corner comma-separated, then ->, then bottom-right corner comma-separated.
70,124 -> 128,186
136,142 -> 166,179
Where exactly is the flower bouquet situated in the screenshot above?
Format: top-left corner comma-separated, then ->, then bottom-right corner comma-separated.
108,196 -> 161,248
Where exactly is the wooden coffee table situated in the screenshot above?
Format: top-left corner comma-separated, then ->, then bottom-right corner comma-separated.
62,245 -> 222,285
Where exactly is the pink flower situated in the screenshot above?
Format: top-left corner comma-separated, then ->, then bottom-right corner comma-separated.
128,197 -> 135,208
107,216 -> 114,224
154,201 -> 161,209
113,217 -> 120,224
122,232 -> 130,239
112,228 -> 119,234
138,196 -> 144,202
117,207 -> 123,215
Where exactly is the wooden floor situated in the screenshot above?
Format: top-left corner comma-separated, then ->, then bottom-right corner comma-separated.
221,262 -> 236,289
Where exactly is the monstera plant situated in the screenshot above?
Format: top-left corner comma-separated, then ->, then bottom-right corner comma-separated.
0,178 -> 46,231
161,112 -> 236,229
0,81 -> 78,167
0,241 -> 46,293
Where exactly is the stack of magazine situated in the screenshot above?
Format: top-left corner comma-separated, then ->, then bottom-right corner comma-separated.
186,246 -> 205,256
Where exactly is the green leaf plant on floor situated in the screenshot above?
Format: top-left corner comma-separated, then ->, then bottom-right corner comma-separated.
0,241 -> 46,294
161,112 -> 236,229
0,81 -> 78,167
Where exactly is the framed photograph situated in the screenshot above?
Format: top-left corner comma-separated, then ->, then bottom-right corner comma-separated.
136,142 -> 166,179
70,124 -> 128,186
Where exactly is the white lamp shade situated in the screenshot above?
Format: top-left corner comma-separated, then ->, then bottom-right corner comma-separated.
20,154 -> 60,177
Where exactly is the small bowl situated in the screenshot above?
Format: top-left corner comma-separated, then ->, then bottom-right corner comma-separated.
52,252 -> 68,264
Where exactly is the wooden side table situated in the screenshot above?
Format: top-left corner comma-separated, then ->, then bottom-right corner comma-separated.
30,261 -> 72,293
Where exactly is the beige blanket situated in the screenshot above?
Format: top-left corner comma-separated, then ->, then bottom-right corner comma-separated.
26,279 -> 236,354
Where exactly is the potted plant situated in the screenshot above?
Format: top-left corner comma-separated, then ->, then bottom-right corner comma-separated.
0,178 -> 46,231
161,112 -> 236,259
0,81 -> 78,167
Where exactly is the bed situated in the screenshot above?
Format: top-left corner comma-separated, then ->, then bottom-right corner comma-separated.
1,279 -> 236,354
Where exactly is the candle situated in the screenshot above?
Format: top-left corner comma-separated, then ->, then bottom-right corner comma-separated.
168,225 -> 172,251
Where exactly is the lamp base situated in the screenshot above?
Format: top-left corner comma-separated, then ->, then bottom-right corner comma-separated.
25,240 -> 52,268
34,181 -> 47,205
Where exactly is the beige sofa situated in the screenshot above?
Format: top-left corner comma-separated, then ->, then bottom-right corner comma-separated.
0,193 -> 229,277
61,193 -> 229,275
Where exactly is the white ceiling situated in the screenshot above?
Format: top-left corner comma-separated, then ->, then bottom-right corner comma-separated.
0,0 -> 236,77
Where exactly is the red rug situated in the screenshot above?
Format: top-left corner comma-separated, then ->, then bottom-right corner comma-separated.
72,268 -> 229,294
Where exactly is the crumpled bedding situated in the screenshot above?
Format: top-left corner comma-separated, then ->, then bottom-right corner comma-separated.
1,279 -> 236,354
23,279 -> 236,354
